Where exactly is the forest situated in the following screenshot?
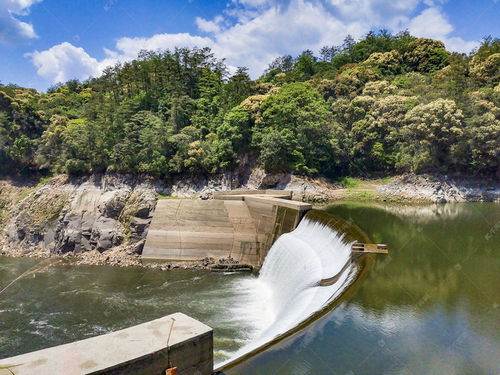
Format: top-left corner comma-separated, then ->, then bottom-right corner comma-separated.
0,31 -> 498,179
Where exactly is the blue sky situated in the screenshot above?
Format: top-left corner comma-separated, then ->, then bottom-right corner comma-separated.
1,0 -> 498,92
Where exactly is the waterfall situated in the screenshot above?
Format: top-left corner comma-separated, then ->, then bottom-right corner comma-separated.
220,216 -> 358,367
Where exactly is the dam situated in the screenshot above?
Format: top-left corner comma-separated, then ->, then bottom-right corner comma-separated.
0,191 -> 378,375
141,190 -> 312,266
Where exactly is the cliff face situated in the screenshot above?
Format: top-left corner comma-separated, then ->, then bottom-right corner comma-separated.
2,174 -> 158,257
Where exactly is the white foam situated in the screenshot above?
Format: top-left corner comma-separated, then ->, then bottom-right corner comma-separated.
219,217 -> 356,366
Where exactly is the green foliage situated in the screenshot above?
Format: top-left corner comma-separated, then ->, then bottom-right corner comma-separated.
404,38 -> 450,73
254,82 -> 334,174
339,177 -> 363,189
1,32 -> 498,179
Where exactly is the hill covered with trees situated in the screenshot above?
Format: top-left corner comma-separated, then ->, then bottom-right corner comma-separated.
1,31 -> 498,179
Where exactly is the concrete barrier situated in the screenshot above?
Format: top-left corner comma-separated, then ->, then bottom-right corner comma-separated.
0,313 -> 213,375
142,191 -> 312,266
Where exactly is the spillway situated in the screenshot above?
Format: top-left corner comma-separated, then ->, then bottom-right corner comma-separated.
218,211 -> 364,369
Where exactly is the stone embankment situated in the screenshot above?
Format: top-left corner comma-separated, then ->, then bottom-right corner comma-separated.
0,170 -> 497,267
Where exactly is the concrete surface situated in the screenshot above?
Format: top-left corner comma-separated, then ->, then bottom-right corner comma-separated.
0,313 -> 213,375
142,191 -> 312,266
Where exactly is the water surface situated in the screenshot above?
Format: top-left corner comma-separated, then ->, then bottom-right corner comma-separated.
0,259 -> 259,362
225,202 -> 499,375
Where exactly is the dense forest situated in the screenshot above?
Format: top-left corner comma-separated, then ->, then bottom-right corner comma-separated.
1,31 -> 498,179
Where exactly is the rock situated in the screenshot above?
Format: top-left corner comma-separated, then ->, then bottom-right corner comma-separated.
127,240 -> 145,255
379,174 -> 499,202
4,173 -> 158,257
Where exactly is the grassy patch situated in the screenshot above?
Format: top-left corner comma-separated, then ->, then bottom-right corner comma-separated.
338,177 -> 364,189
37,175 -> 54,186
373,176 -> 395,184
119,192 -> 144,244
344,190 -> 380,200
15,187 -> 35,203
26,192 -> 69,224
0,205 -> 6,229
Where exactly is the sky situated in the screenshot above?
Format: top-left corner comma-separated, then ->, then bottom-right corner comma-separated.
0,0 -> 498,92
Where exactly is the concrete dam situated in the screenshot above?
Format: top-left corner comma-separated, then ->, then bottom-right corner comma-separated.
0,191 -> 382,375
142,190 -> 312,266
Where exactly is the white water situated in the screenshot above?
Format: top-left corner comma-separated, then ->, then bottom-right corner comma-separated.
220,217 -> 358,366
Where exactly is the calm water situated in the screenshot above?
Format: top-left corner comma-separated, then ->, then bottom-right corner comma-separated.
0,259 -> 260,362
225,202 -> 500,375
1,203 -> 499,375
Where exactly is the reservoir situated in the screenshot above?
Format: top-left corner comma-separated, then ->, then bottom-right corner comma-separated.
1,202 -> 499,374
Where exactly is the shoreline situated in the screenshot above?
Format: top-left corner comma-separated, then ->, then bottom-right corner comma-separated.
0,238 -> 240,271
1,171 -> 498,270
2,198 -> 498,270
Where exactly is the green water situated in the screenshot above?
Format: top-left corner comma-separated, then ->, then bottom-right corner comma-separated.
225,202 -> 499,375
1,203 -> 499,374
0,259 -> 258,362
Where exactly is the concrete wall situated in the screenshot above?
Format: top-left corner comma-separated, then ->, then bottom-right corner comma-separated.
0,313 -> 213,375
142,191 -> 312,266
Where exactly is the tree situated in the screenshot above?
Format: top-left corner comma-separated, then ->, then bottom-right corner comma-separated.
254,82 -> 334,174
365,51 -> 403,75
61,119 -> 107,174
257,128 -> 304,172
461,89 -> 500,175
399,99 -> 464,172
294,53 -> 317,81
319,45 -> 339,62
225,67 -> 254,108
404,38 -> 449,73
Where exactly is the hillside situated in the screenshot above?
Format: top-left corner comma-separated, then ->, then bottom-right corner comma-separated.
0,31 -> 498,180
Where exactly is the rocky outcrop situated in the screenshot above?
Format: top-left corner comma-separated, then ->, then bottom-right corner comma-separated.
244,169 -> 343,202
1,170 -> 341,260
378,174 -> 499,202
4,174 -> 157,256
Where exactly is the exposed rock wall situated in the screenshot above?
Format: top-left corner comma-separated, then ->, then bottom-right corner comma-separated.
378,174 -> 499,203
4,174 -> 157,256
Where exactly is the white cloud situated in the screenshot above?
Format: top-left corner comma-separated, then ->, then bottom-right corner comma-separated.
28,0 -> 480,86
113,33 -> 214,59
0,0 -> 42,43
28,42 -> 100,83
408,7 -> 479,53
408,7 -> 453,37
196,15 -> 224,33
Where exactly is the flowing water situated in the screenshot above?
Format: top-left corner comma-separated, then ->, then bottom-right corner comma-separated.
218,217 -> 361,367
224,202 -> 500,375
0,214 -> 360,367
0,259 -> 262,363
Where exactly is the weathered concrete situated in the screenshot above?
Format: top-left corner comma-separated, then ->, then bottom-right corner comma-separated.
142,191 -> 312,266
0,313 -> 212,375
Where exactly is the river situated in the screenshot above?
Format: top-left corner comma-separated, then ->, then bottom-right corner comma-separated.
1,202 -> 499,374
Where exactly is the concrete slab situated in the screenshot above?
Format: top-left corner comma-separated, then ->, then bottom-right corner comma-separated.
0,313 -> 213,375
